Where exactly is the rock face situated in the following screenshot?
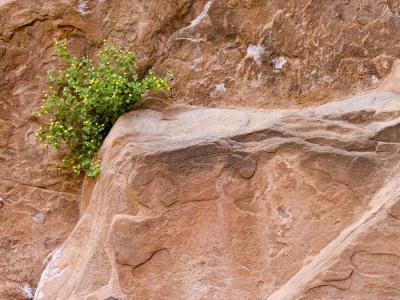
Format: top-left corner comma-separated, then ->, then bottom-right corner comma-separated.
2,0 -> 400,298
96,0 -> 400,107
35,91 -> 400,299
0,2 -> 90,298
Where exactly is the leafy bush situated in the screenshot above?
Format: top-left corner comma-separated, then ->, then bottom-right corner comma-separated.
35,40 -> 170,177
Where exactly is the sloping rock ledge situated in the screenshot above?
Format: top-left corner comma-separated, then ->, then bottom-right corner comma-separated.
36,91 -> 400,300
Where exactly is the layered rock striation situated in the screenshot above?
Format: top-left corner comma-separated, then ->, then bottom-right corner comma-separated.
36,91 -> 400,299
2,0 -> 400,298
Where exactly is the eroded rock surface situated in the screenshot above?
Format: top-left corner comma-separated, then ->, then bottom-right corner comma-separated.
0,1 -> 93,298
35,91 -> 400,299
85,0 -> 400,107
3,0 -> 400,298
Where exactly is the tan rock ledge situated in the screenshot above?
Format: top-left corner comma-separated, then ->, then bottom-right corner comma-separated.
36,91 -> 400,300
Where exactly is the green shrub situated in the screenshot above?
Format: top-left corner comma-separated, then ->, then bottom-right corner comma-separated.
35,40 -> 170,177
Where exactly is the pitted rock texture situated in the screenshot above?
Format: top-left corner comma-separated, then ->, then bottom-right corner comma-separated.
3,0 -> 400,298
0,1 -> 93,298
154,0 -> 400,107
89,0 -> 400,107
35,91 -> 400,299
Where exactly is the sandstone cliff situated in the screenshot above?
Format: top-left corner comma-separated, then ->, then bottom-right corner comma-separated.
2,0 -> 400,299
33,90 -> 400,299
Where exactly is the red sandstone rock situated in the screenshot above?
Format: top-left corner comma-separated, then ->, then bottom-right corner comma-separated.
35,91 -> 400,299
2,0 -> 400,299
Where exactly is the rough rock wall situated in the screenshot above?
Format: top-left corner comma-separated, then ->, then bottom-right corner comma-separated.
35,91 -> 400,299
0,1 -> 91,298
88,0 -> 400,107
2,0 -> 400,299
156,0 -> 400,107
